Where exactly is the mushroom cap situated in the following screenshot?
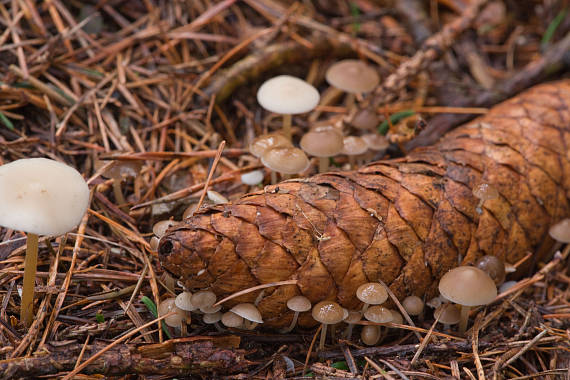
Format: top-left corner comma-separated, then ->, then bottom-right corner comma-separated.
549,218 -> 570,243
101,160 -> 142,180
361,325 -> 381,345
402,296 -> 424,316
499,280 -> 517,293
190,290 -> 216,309
356,282 -> 388,305
149,236 -> 160,251
300,127 -> 344,157
0,158 -> 90,236
261,147 -> 309,174
152,220 -> 177,238
158,298 -> 187,327
221,311 -> 244,328
438,266 -> 497,306
475,255 -> 506,285
473,183 -> 499,201
362,133 -> 389,151
230,303 -> 263,324
351,109 -> 379,130
344,310 -> 362,324
249,133 -> 292,158
257,75 -> 320,115
203,311 -> 222,324
287,295 -> 312,312
175,291 -> 196,311
312,301 -> 345,325
364,305 -> 393,323
241,170 -> 265,186
325,59 -> 380,94
434,304 -> 461,325
390,310 -> 403,325
342,136 -> 368,156
200,304 -> 222,314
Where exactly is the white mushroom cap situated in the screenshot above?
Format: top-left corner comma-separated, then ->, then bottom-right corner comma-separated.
257,75 -> 320,115
0,158 -> 90,236
438,266 -> 497,307
241,170 -> 265,186
175,291 -> 196,311
230,303 -> 263,324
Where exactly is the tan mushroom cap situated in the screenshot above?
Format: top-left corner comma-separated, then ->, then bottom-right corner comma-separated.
362,133 -> 389,151
549,218 -> 570,243
287,296 -> 312,312
257,75 -> 320,115
158,298 -> 187,327
473,183 -> 499,201
351,109 -> 379,130
175,291 -> 196,311
200,304 -> 222,314
230,303 -> 263,324
434,304 -> 461,325
361,325 -> 381,345
249,133 -> 292,158
356,283 -> 388,305
190,290 -> 216,309
300,127 -> 344,157
364,305 -> 393,323
203,311 -> 222,324
344,310 -> 362,324
342,136 -> 368,156
101,160 -> 142,180
439,266 -> 497,307
390,310 -> 403,325
475,255 -> 506,285
325,59 -> 380,94
402,296 -> 424,316
0,158 -> 90,236
312,301 -> 345,325
153,220 -> 177,238
261,147 -> 309,174
221,311 -> 244,328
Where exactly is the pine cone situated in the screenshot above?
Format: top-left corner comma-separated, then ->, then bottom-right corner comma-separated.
159,81 -> 570,328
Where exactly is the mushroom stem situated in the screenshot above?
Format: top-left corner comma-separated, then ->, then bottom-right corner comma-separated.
21,232 -> 39,327
348,155 -> 356,169
459,305 -> 471,334
270,171 -> 278,185
309,87 -> 343,122
345,93 -> 356,110
345,323 -> 354,340
281,311 -> 299,333
112,179 -> 127,209
282,114 -> 292,141
319,324 -> 328,350
361,303 -> 370,314
318,157 -> 329,173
